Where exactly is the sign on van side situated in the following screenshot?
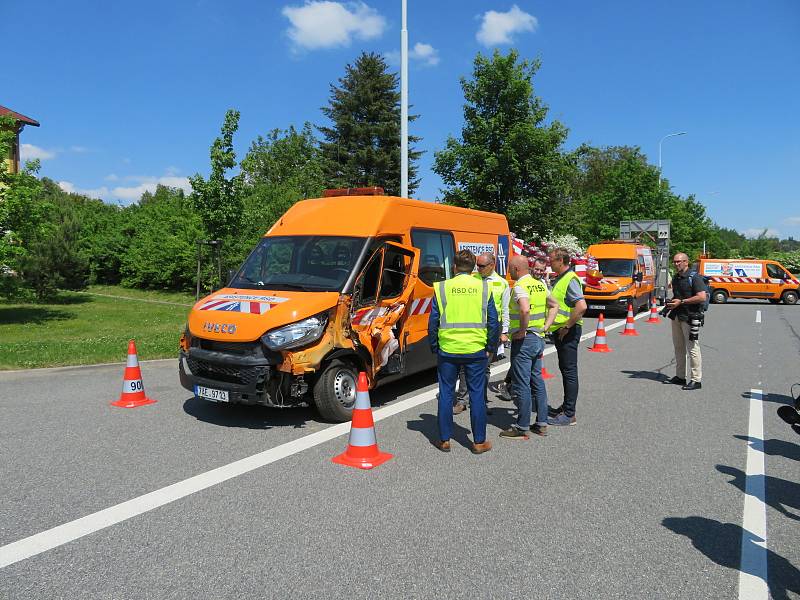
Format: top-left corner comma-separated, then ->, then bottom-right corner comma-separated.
703,262 -> 762,278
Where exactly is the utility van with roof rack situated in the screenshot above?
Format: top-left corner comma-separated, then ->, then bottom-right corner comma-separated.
179,188 -> 513,422
583,241 -> 656,315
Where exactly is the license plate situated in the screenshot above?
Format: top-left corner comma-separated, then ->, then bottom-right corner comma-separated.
589,304 -> 605,310
194,385 -> 229,402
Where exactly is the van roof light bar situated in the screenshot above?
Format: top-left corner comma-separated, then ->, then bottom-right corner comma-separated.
322,187 -> 385,197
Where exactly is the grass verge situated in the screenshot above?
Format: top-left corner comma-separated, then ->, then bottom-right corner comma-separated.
0,285 -> 194,369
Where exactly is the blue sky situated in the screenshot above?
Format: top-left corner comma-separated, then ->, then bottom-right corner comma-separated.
4,1 -> 799,239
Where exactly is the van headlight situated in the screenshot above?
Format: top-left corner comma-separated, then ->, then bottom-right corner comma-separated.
617,284 -> 632,293
262,313 -> 328,351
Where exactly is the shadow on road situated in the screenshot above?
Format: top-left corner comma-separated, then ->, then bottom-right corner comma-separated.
716,464 -> 800,523
406,412 -> 476,450
661,515 -> 799,600
733,435 -> 800,462
742,391 -> 798,406
182,396 -> 317,430
621,360 -> 675,383
181,367 -> 440,430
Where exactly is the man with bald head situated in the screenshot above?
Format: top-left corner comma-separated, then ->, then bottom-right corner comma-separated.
665,252 -> 706,390
500,254 -> 560,439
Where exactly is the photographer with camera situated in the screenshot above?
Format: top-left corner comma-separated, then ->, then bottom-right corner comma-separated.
664,253 -> 707,391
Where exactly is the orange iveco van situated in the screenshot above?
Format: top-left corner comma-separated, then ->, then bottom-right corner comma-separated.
179,188 -> 513,421
583,241 -> 656,315
698,258 -> 799,305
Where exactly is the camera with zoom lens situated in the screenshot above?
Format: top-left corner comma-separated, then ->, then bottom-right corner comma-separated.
688,313 -> 704,341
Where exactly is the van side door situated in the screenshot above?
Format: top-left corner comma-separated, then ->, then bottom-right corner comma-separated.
349,242 -> 420,379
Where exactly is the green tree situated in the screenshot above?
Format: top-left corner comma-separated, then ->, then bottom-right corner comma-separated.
0,115 -> 51,298
120,185 -> 204,290
318,52 -> 422,196
18,204 -> 89,300
433,50 -> 574,237
240,123 -> 325,198
567,144 -> 727,259
189,109 -> 243,241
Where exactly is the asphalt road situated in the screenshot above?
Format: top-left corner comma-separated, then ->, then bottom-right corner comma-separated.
1,305 -> 798,599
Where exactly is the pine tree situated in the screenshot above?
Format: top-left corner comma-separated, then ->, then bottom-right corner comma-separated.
318,52 -> 422,197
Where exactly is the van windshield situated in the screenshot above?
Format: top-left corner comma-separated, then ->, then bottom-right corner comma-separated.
597,259 -> 634,278
231,235 -> 366,292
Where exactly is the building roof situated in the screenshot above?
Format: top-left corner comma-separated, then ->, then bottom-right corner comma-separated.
0,105 -> 40,127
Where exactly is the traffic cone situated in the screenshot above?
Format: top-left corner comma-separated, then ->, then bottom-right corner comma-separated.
332,372 -> 392,470
620,303 -> 639,336
588,313 -> 613,352
539,354 -> 555,379
111,340 -> 157,408
646,299 -> 660,324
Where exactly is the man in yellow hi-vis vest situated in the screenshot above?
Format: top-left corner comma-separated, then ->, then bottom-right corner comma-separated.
546,247 -> 587,426
429,249 -> 500,454
454,251 -> 510,414
499,255 -> 559,439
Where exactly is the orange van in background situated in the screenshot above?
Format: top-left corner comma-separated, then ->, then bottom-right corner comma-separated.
179,189 -> 512,421
698,258 -> 799,305
583,241 -> 656,315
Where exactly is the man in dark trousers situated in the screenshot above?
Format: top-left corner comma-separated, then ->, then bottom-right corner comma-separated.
547,247 -> 587,426
429,249 -> 500,454
665,252 -> 706,390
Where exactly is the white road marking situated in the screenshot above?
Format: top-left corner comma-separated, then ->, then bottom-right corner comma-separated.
755,310 -> 761,323
738,388 -> 768,599
0,312 -> 646,569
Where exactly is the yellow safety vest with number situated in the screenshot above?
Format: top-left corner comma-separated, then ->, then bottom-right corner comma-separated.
509,274 -> 548,336
473,271 -> 508,322
549,270 -> 583,331
433,274 -> 489,354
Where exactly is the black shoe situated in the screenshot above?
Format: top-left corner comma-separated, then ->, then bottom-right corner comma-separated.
682,380 -> 702,390
499,427 -> 529,440
666,376 -> 687,385
547,405 -> 563,418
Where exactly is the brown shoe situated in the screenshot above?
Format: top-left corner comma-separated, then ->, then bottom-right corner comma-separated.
471,440 -> 492,454
433,440 -> 451,452
452,403 -> 466,415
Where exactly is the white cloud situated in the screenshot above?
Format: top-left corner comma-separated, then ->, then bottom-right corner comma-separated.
111,175 -> 192,202
70,145 -> 89,153
20,143 -> 56,161
410,42 -> 440,66
282,1 -> 386,50
743,228 -> 781,239
476,5 -> 538,46
58,181 -> 109,200
104,174 -> 119,182
783,216 -> 800,225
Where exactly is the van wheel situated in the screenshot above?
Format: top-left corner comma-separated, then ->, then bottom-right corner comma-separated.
782,290 -> 799,305
313,360 -> 358,422
711,290 -> 728,304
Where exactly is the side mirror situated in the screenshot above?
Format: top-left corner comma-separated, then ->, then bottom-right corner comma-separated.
634,272 -> 644,283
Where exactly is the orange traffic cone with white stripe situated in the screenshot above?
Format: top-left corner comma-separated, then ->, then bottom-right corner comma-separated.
587,313 -> 613,352
620,303 -> 639,336
646,298 -> 660,324
111,340 -> 157,408
332,372 -> 392,470
539,354 -> 555,379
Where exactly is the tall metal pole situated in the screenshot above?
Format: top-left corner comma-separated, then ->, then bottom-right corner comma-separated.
400,0 -> 409,198
657,131 -> 687,186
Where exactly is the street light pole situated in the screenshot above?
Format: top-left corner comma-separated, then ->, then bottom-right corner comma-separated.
400,0 -> 408,198
658,131 -> 687,185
